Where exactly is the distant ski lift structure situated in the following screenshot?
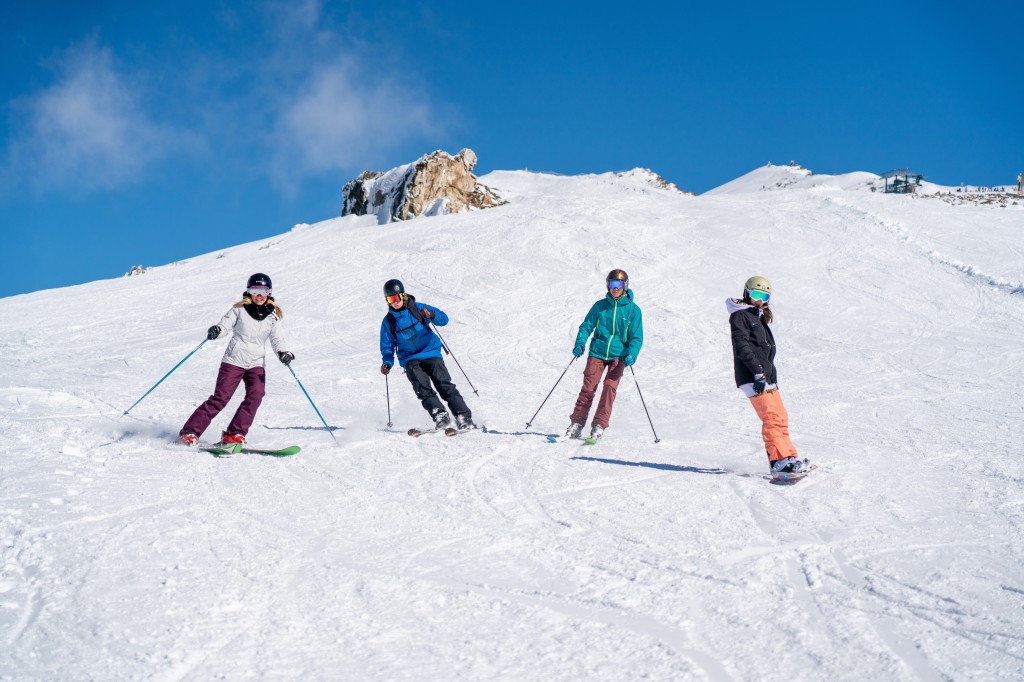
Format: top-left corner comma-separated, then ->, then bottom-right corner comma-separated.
881,169 -> 925,194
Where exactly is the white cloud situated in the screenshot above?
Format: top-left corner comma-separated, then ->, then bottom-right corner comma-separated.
270,59 -> 436,187
259,2 -> 447,190
5,45 -> 197,193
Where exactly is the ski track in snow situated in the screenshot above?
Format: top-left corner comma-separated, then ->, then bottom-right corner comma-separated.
1,171 -> 1023,680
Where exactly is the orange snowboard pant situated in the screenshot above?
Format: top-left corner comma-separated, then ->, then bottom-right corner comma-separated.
748,389 -> 798,462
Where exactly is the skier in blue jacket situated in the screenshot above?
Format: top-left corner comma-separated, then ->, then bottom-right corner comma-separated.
379,279 -> 475,430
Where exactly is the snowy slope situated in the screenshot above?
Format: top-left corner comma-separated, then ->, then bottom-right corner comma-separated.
1,168 -> 1023,680
704,164 -> 879,194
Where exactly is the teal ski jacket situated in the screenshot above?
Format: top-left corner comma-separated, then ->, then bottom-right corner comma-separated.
574,289 -> 644,362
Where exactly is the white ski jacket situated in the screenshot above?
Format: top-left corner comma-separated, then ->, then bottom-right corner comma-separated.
212,306 -> 288,369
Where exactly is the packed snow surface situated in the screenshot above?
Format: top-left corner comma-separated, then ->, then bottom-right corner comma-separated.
1,168 -> 1022,680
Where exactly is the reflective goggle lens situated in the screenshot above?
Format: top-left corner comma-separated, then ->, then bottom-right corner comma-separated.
247,286 -> 271,297
748,289 -> 770,303
386,293 -> 404,304
608,280 -> 626,291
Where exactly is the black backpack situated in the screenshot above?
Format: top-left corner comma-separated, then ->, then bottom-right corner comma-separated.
383,294 -> 428,337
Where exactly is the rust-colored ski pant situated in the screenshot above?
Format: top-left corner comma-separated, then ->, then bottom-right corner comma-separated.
748,389 -> 798,462
570,356 -> 625,429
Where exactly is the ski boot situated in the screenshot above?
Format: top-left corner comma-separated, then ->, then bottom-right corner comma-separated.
433,410 -> 452,430
566,422 -> 584,439
219,432 -> 245,446
589,425 -> 605,441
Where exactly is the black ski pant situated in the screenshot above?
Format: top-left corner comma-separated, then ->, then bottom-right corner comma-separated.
405,357 -> 471,419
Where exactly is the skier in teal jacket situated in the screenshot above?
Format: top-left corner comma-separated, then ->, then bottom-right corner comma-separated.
566,269 -> 643,440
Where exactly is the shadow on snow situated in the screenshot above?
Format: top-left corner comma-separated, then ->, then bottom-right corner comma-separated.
571,455 -> 732,475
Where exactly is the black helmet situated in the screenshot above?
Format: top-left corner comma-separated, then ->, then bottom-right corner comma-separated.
606,269 -> 629,289
383,279 -> 405,297
247,273 -> 272,289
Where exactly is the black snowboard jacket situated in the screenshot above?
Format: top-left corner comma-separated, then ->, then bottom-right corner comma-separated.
727,299 -> 778,388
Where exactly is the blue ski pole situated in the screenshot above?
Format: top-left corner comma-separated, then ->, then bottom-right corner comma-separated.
287,364 -> 339,444
123,339 -> 208,415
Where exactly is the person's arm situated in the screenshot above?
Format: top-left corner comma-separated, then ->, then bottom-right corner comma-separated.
573,302 -> 600,355
417,303 -> 448,326
208,307 -> 239,339
268,315 -> 288,356
625,308 -> 644,360
380,317 -> 397,366
729,312 -> 763,375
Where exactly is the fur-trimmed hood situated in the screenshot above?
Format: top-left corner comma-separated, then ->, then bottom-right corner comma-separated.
234,295 -> 283,320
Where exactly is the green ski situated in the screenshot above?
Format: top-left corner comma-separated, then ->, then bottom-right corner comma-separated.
239,445 -> 301,457
201,443 -> 243,457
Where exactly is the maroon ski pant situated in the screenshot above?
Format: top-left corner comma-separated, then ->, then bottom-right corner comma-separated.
180,362 -> 266,438
570,356 -> 626,429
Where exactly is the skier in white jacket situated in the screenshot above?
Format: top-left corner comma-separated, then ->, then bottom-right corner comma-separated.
178,273 -> 293,446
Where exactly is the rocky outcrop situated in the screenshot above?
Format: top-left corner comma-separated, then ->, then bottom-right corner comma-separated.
341,148 -> 505,224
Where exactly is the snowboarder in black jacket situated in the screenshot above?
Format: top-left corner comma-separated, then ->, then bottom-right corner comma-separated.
727,276 -> 807,475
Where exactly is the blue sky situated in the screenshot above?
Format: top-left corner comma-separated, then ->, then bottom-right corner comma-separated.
2,1 -> 1021,298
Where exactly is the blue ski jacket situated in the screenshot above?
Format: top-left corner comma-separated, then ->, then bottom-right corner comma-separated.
380,300 -> 448,368
574,289 -> 644,361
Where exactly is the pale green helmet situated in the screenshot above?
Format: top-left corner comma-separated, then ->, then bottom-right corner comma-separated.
743,276 -> 772,300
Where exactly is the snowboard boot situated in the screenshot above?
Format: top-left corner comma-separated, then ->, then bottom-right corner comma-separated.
590,425 -> 605,441
433,410 -> 452,430
455,414 -> 476,430
566,422 -> 584,439
770,456 -> 808,474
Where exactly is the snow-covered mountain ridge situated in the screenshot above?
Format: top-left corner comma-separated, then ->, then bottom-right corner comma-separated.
707,162 -> 1024,200
1,167 -> 1022,680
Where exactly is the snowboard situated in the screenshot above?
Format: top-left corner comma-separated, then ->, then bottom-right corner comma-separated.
769,462 -> 817,485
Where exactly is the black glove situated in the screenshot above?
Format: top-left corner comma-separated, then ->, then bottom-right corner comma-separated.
207,325 -> 221,340
752,373 -> 766,396
420,307 -> 434,320
278,351 -> 295,365
381,363 -> 392,375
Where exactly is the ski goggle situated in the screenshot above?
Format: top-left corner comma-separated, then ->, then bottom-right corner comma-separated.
748,289 -> 770,303
247,286 -> 271,297
386,293 -> 404,304
607,280 -> 626,291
